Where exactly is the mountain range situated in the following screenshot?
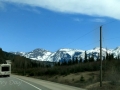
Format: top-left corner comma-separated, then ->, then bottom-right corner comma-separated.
11,47 -> 120,62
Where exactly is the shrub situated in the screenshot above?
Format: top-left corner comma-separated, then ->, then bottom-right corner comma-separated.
80,75 -> 85,82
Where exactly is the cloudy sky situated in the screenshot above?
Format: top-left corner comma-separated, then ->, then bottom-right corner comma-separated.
0,0 -> 120,52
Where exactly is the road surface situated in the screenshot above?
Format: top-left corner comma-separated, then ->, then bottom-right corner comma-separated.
0,74 -> 86,90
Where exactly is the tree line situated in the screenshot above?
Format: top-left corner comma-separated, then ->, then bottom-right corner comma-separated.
0,48 -> 120,76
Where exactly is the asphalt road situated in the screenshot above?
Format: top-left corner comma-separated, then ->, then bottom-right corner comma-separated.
0,75 -> 86,90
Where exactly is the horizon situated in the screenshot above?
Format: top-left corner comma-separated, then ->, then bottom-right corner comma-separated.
5,46 -> 120,53
0,0 -> 120,52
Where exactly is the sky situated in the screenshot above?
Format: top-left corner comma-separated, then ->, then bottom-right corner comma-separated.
0,0 -> 120,52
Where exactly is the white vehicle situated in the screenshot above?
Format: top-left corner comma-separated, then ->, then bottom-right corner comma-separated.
0,64 -> 11,77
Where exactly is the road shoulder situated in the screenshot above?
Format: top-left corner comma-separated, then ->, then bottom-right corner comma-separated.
12,74 -> 86,90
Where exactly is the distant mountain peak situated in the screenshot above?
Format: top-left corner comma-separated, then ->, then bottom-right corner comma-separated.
59,48 -> 75,51
93,47 -> 100,49
115,46 -> 120,50
11,47 -> 120,62
32,48 -> 47,51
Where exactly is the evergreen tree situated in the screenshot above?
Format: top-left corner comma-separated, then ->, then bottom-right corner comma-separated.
106,51 -> 109,60
111,53 -> 114,60
97,53 -> 100,62
62,59 -> 67,65
68,59 -> 72,65
72,57 -> 75,64
80,57 -> 83,63
84,51 -> 88,63
0,48 -> 6,64
118,55 -> 120,60
89,53 -> 94,62
108,53 -> 114,61
75,57 -> 78,64
57,61 -> 60,66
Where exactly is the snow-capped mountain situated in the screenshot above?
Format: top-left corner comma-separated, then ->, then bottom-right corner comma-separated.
112,47 -> 120,58
11,47 -> 120,62
11,48 -> 52,61
47,48 -> 85,62
86,47 -> 113,60
47,47 -> 114,62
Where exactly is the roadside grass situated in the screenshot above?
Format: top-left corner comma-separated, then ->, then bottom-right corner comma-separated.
32,71 -> 99,88
13,70 -> 120,90
87,82 -> 120,90
26,66 -> 120,90
12,60 -> 120,89
86,66 -> 120,90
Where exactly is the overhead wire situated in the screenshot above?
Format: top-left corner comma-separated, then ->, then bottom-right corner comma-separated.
102,19 -> 119,48
60,27 -> 99,48
56,18 -> 119,51
80,40 -> 100,50
104,37 -> 120,41
102,19 -> 118,26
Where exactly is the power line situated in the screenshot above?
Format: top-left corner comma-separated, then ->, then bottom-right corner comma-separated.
104,37 -> 120,41
102,19 -> 118,26
56,19 -> 119,51
60,27 -> 99,48
101,19 -> 119,49
80,40 -> 99,50
57,19 -> 119,51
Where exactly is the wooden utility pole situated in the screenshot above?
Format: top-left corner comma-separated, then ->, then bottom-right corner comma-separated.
100,26 -> 102,87
24,58 -> 26,76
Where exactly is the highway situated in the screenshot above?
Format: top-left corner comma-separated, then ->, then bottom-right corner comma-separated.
0,74 -> 86,90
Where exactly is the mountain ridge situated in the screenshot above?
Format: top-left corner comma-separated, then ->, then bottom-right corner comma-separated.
11,47 -> 120,62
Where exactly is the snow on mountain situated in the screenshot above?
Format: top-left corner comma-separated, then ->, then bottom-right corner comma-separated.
47,48 -> 84,62
11,47 -> 120,62
47,47 -> 114,62
11,48 -> 52,61
11,52 -> 26,56
86,47 -> 113,60
87,47 -> 113,56
112,47 -> 120,58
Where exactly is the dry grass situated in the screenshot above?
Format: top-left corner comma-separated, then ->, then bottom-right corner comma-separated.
86,66 -> 120,90
33,71 -> 99,88
86,82 -> 120,90
32,68 -> 120,90
55,71 -> 98,83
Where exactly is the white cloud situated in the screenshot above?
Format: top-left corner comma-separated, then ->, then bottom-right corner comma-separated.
32,8 -> 41,14
73,18 -> 83,22
91,18 -> 106,22
1,0 -> 120,20
0,1 -> 5,10
23,7 -> 41,14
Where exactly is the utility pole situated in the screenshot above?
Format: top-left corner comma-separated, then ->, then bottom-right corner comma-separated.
24,58 -> 26,76
100,26 -> 102,87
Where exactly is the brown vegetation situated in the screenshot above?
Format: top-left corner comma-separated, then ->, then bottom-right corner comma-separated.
0,48 -> 120,89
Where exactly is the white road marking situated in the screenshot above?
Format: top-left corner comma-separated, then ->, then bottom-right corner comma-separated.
14,77 -> 42,90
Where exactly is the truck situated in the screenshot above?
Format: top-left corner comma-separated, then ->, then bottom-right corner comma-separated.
0,64 -> 11,77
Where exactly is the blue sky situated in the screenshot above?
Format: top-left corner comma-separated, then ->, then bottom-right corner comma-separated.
0,0 -> 120,52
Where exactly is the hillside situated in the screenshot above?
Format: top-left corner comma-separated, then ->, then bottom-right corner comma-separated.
0,47 -> 120,90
